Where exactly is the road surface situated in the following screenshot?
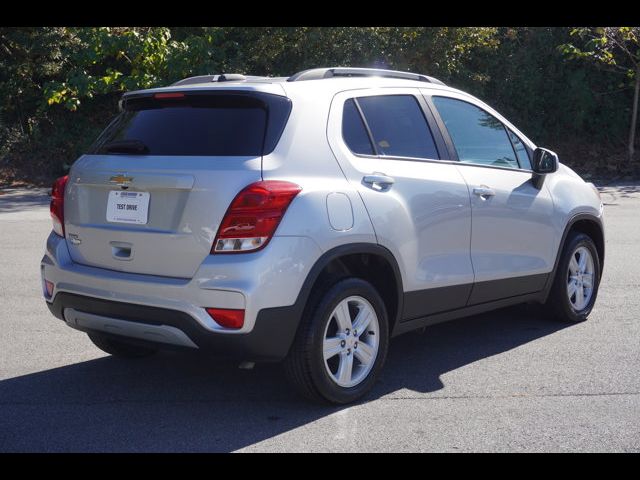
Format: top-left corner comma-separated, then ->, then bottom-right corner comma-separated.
0,183 -> 638,452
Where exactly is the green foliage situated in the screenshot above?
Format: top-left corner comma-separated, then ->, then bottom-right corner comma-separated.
1,27 -> 639,184
40,27 -> 501,110
561,27 -> 640,162
562,27 -> 640,71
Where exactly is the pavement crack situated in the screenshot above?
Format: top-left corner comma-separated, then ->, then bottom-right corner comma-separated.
384,391 -> 640,401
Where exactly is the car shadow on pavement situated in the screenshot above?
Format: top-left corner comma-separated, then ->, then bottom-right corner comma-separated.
0,303 -> 571,452
0,188 -> 50,213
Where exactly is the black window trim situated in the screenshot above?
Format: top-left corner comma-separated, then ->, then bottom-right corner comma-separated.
506,127 -> 533,171
421,94 -> 458,161
427,94 -> 536,174
504,126 -> 524,169
351,98 -> 379,156
341,93 -> 444,163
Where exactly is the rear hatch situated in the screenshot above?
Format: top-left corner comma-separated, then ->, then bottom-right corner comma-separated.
64,89 -> 291,278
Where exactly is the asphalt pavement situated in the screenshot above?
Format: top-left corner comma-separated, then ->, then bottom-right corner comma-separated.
0,183 -> 638,452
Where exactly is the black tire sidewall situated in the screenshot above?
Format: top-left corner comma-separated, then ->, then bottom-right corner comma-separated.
307,278 -> 389,404
552,232 -> 601,322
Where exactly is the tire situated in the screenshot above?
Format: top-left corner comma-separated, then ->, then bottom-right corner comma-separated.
545,231 -> 601,322
87,332 -> 158,358
284,277 -> 389,404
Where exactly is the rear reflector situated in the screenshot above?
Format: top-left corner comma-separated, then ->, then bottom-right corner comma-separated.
44,280 -> 54,298
212,180 -> 302,254
50,175 -> 69,237
206,308 -> 245,329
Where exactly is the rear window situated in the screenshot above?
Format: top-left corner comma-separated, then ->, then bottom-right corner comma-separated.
89,92 -> 291,157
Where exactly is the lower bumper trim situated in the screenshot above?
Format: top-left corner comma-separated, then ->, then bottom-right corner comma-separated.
47,292 -> 301,362
64,308 -> 198,349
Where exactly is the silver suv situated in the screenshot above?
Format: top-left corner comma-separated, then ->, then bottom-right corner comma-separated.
42,67 -> 604,404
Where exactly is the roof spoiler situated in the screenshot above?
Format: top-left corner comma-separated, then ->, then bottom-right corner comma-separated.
170,73 -> 289,86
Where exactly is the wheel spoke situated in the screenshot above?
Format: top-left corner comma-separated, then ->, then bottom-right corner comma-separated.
575,283 -> 585,309
582,273 -> 594,288
566,246 -> 596,311
578,250 -> 588,272
352,306 -> 373,335
337,352 -> 354,384
569,256 -> 579,275
334,300 -> 352,332
323,336 -> 343,360
322,295 -> 380,388
354,341 -> 375,367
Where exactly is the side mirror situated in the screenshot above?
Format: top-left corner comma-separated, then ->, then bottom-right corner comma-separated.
532,147 -> 559,174
531,148 -> 558,189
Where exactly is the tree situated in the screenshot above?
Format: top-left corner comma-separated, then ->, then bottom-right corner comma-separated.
562,27 -> 640,163
42,27 -> 501,109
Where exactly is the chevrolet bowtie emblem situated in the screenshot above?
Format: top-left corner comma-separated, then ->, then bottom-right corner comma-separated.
109,174 -> 133,186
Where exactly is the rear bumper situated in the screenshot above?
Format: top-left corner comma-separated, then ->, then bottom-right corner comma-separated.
41,231 -> 322,361
47,292 -> 300,361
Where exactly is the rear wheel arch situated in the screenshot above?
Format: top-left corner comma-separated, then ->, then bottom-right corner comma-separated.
293,243 -> 404,337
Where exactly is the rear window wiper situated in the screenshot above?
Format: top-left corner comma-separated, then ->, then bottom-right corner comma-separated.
102,139 -> 150,154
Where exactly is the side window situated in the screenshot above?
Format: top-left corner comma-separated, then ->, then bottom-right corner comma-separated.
342,99 -> 375,155
508,130 -> 531,170
432,96 -> 519,169
356,95 -> 439,159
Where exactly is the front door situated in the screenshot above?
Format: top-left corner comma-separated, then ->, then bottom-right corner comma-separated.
429,94 -> 556,305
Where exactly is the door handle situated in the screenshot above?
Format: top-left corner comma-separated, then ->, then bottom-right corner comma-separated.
473,186 -> 496,198
363,173 -> 395,190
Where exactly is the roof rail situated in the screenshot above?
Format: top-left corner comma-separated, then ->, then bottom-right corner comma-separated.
287,67 -> 445,85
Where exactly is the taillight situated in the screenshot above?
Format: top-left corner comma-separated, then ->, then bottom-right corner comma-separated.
206,308 -> 245,329
212,180 -> 302,253
50,175 -> 69,237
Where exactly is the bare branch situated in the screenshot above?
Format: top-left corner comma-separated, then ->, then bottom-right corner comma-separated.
606,32 -> 639,67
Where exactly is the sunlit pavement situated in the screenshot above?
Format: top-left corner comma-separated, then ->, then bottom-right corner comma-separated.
0,184 -> 638,452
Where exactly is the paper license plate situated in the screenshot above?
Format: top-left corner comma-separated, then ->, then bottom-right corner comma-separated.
106,191 -> 150,225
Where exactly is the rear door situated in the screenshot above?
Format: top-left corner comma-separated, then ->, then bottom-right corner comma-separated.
427,93 -> 556,304
64,90 -> 291,278
328,89 -> 474,320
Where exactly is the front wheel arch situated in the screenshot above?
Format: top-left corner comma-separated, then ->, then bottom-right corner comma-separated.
544,231 -> 601,322
541,213 -> 604,303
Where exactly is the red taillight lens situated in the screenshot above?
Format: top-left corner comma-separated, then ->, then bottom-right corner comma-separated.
206,308 -> 245,329
212,180 -> 302,253
50,175 -> 69,237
